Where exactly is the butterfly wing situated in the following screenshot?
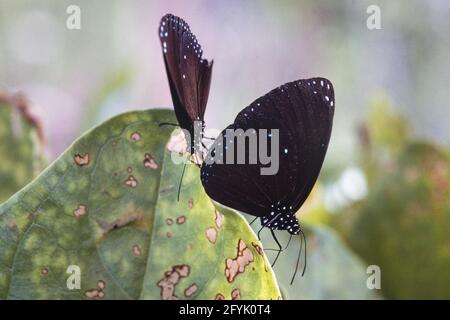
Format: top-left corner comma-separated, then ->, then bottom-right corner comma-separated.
159,14 -> 213,133
201,78 -> 334,230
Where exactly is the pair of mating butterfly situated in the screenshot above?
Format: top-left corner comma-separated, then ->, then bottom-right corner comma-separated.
159,14 -> 334,284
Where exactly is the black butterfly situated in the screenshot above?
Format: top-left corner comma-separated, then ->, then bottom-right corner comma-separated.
201,78 -> 334,283
158,14 -> 213,154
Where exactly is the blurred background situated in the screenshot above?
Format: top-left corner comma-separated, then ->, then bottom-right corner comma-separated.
0,0 -> 449,299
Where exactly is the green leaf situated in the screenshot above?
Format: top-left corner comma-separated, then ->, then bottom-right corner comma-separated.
347,142 -> 450,299
0,93 -> 46,203
261,224 -> 380,299
0,109 -> 280,300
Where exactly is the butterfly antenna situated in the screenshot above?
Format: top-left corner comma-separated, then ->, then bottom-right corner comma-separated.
177,161 -> 187,202
290,232 -> 303,285
270,229 -> 283,268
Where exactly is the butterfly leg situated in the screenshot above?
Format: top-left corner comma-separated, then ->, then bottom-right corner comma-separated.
290,228 -> 307,285
285,234 -> 293,250
257,226 -> 264,241
270,229 -> 283,268
249,217 -> 258,226
300,228 -> 307,276
290,234 -> 303,285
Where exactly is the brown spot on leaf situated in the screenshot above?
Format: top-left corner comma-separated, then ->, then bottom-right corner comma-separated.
188,198 -> 194,209
176,216 -> 186,224
166,218 -> 174,225
85,280 -> 106,299
166,130 -> 188,154
215,293 -> 225,300
40,267 -> 49,276
215,210 -> 224,229
73,204 -> 88,218
166,232 -> 172,238
205,227 -> 217,244
224,239 -> 254,283
157,265 -> 190,300
74,153 -> 89,166
187,243 -> 193,251
125,175 -> 138,188
184,283 -> 198,297
97,280 -> 106,290
131,132 -> 141,141
127,166 -> 133,173
132,244 -> 142,256
85,289 -> 100,299
144,153 -> 158,169
175,265 -> 190,277
252,242 -> 264,255
231,288 -> 241,300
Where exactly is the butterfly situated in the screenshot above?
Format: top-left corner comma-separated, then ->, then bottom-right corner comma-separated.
200,78 -> 335,283
158,14 -> 213,155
